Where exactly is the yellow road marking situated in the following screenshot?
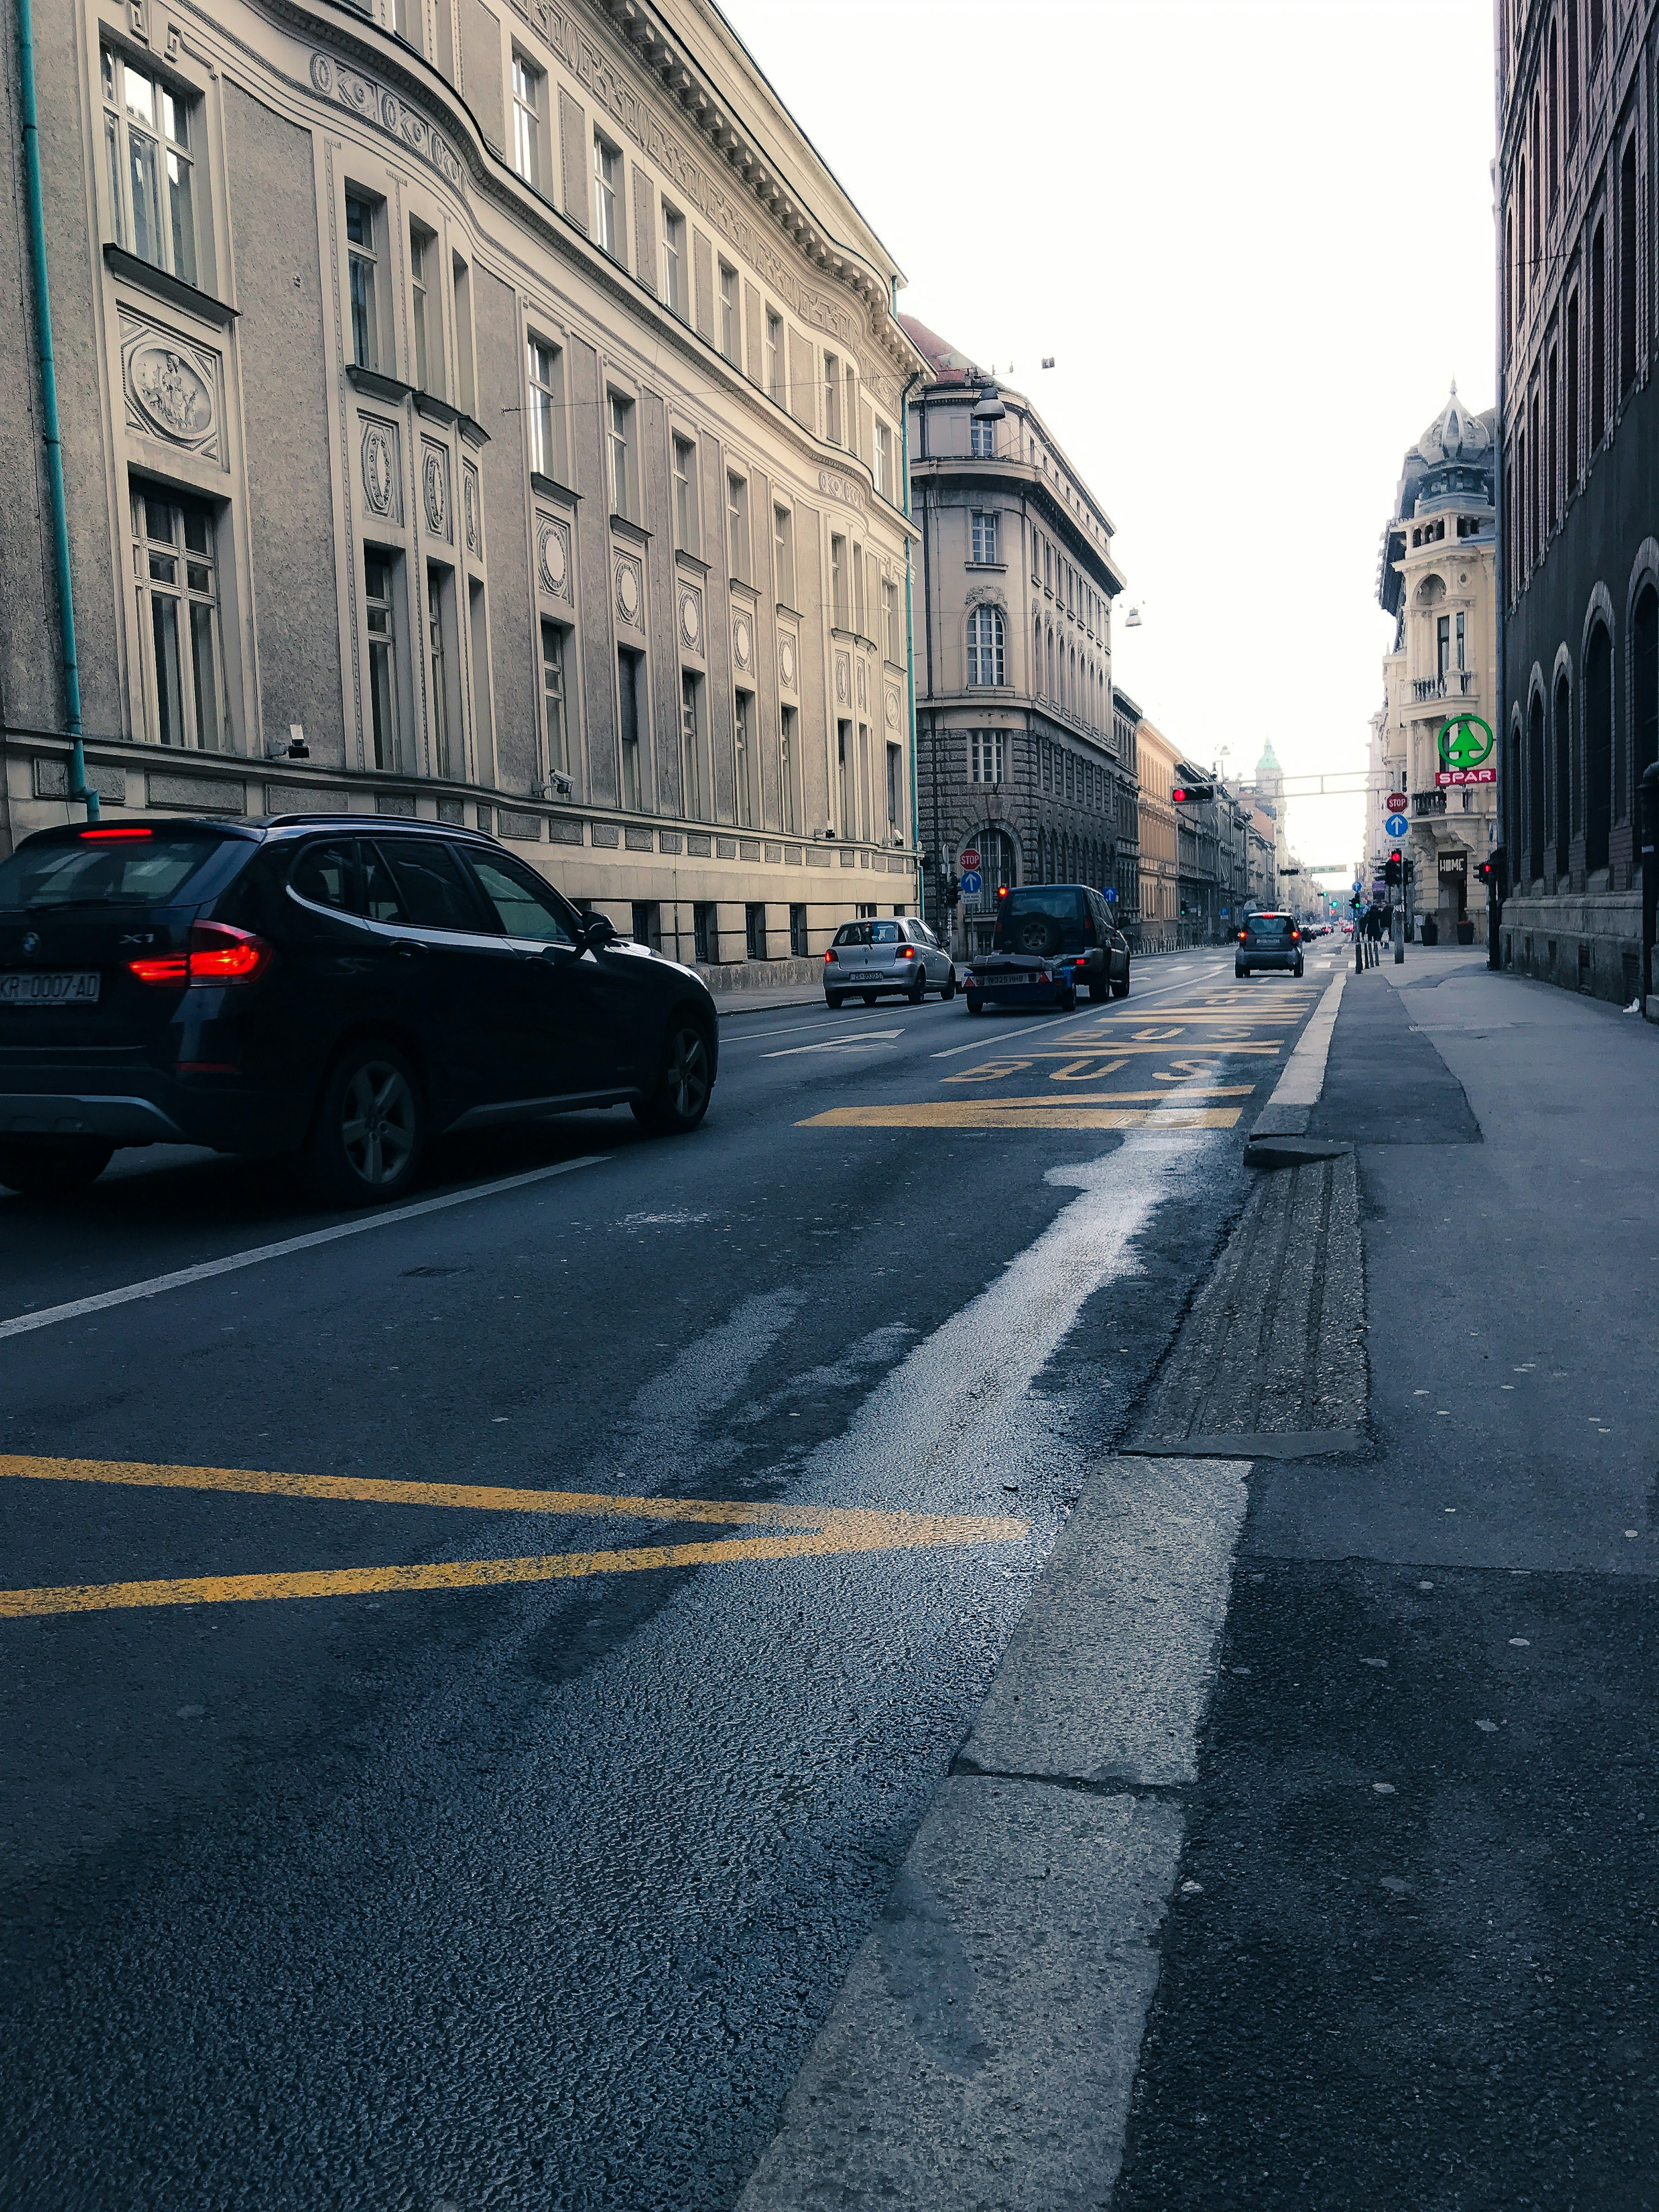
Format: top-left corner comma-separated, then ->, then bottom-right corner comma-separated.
0,1458 -> 1028,1619
800,1104 -> 1243,1130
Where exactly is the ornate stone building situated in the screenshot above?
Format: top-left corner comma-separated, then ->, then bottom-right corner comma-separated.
1373,388 -> 1500,941
899,321 -> 1131,954
1495,0 -> 1658,1003
0,0 -> 929,970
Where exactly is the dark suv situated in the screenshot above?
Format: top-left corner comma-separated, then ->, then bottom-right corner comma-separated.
964,884 -> 1131,1014
1235,911 -> 1305,978
0,815 -> 717,1201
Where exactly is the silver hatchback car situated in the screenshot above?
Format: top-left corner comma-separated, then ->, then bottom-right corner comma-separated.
824,918 -> 958,1006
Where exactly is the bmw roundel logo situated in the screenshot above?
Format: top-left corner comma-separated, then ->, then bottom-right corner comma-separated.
21,931 -> 40,956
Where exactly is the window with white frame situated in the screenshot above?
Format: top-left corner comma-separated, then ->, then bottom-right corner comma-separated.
830,533 -> 848,628
727,472 -> 750,583
681,670 -> 705,818
734,689 -> 753,826
410,223 -> 440,395
967,604 -> 1005,686
773,503 -> 795,606
661,202 -> 686,318
607,391 -> 635,518
969,414 -> 996,458
887,743 -> 903,836
672,435 -> 699,554
102,51 -> 199,286
823,352 -> 842,444
971,511 -> 998,563
618,646 -> 644,809
511,54 -> 543,189
882,577 -> 899,663
132,485 -> 224,750
451,254 -> 475,415
363,548 -> 402,771
527,336 -> 564,483
343,191 -> 382,370
541,619 -> 569,774
718,262 -> 740,363
844,365 -> 858,455
765,310 -> 784,401
592,131 -> 621,256
780,702 -> 798,833
874,420 -> 893,499
969,729 -> 1005,784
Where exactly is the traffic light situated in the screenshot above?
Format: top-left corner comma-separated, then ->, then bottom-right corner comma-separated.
1384,850 -> 1403,887
1477,848 -> 1503,887
944,873 -> 960,909
1171,782 -> 1215,804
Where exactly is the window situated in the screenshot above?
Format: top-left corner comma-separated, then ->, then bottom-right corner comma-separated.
452,255 -> 475,416
883,578 -> 899,664
376,836 -> 483,931
967,605 -> 1005,686
969,729 -> 1005,784
1545,345 -> 1559,531
592,132 -> 621,256
511,54 -> 543,189
837,720 -> 855,835
468,578 -> 493,770
1565,287 -> 1580,489
364,550 -> 401,770
1547,24 -> 1559,206
971,511 -> 998,563
789,903 -> 808,957
426,566 -> 457,778
1590,220 -> 1606,448
886,743 -> 903,837
344,193 -> 381,369
1456,610 -> 1467,672
465,853 -> 574,943
765,310 -> 784,401
608,391 -> 635,517
874,420 -> 893,499
1437,614 -> 1451,679
734,690 -> 753,826
540,620 -> 568,774
681,670 -> 705,818
1044,541 -> 1053,592
773,505 -> 795,606
844,365 -> 859,456
823,353 -> 842,444
745,903 -> 766,960
133,487 -> 223,751
780,704 -> 798,833
693,902 -> 716,964
831,534 -> 848,628
727,473 -> 750,583
661,201 -> 686,318
618,647 -> 644,810
527,337 -> 564,483
854,545 -> 868,640
629,901 -> 662,953
718,262 -> 740,363
1618,140 -> 1638,403
1566,0 -> 1580,143
969,414 -> 996,458
673,435 -> 699,553
102,51 -> 197,285
410,225 -> 439,394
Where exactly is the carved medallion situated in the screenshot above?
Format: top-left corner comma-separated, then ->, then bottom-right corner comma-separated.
679,585 -> 703,650
361,422 -> 397,518
537,516 -> 571,599
885,687 -> 901,731
835,652 -> 851,704
856,658 -> 868,710
615,554 -> 644,627
422,444 -> 450,540
733,613 -> 753,671
462,463 -> 481,558
778,632 -> 798,691
120,315 -> 219,458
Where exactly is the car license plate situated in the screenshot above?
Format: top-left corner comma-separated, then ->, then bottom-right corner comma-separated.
0,969 -> 101,1007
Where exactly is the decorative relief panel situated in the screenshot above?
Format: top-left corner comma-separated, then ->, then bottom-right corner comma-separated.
732,610 -> 753,674
421,441 -> 451,542
119,311 -> 219,459
818,466 -> 867,512
885,686 -> 901,732
855,658 -> 868,712
678,583 -> 704,655
360,419 -> 400,521
834,651 -> 851,706
614,552 -> 644,630
777,631 -> 798,693
462,462 -> 482,559
309,53 -> 466,191
537,513 -> 572,601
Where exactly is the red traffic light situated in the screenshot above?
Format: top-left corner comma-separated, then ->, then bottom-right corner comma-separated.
1172,786 -> 1188,804
1389,849 -> 1402,864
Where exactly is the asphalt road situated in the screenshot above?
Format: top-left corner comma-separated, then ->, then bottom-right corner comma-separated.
0,945 -> 1342,2212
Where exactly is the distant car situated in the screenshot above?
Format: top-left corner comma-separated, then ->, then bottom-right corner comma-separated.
823,917 -> 956,1007
1236,911 -> 1305,978
964,884 -> 1130,1015
0,814 -> 718,1202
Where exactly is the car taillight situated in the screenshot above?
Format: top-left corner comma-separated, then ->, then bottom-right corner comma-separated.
1238,931 -> 1247,942
824,947 -> 836,962
81,825 -> 154,840
898,945 -> 915,959
128,953 -> 189,985
1290,929 -> 1301,942
187,920 -> 272,982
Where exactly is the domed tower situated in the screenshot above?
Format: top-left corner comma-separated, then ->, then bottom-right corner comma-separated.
1374,384 -> 1498,942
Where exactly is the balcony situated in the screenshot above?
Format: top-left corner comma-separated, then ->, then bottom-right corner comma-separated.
1412,790 -> 1447,816
1411,670 -> 1476,704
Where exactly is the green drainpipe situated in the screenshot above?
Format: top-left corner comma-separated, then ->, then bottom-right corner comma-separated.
16,0 -> 97,822
900,362 -> 923,915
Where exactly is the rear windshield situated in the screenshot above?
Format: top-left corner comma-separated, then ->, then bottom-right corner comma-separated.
1000,887 -> 1088,922
834,921 -> 902,946
1248,915 -> 1293,936
0,830 -> 231,912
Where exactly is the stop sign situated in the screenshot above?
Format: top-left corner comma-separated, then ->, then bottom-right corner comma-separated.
960,847 -> 980,870
1386,791 -> 1407,812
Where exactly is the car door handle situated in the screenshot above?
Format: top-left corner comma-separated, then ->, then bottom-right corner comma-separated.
391,939 -> 427,959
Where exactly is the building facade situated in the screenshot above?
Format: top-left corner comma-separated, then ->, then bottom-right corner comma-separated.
1373,388 -> 1500,940
899,321 -> 1131,953
1136,709 -> 1181,947
0,0 -> 930,969
1495,0 -> 1658,1002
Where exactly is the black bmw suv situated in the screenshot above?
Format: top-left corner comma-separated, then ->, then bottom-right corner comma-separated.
0,815 -> 718,1202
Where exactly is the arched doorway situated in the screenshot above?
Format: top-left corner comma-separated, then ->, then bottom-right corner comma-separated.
1527,694 -> 1546,884
1584,622 -> 1612,872
965,825 -> 1017,953
1632,583 -> 1658,792
1554,672 -> 1572,880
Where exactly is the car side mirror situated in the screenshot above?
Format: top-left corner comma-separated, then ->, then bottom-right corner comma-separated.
581,912 -> 617,951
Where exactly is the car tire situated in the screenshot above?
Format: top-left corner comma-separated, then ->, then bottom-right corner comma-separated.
0,1136 -> 115,1198
966,995 -> 984,1016
631,1014 -> 715,1136
1058,989 -> 1077,1013
908,973 -> 927,1005
826,991 -> 845,1009
941,970 -> 958,1001
1088,977 -> 1110,1002
1236,963 -> 1249,978
1294,959 -> 1305,977
861,992 -> 878,1007
304,1041 -> 425,1207
1111,970 -> 1131,999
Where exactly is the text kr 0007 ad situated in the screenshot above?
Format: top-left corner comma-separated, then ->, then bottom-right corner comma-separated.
0,815 -> 718,1203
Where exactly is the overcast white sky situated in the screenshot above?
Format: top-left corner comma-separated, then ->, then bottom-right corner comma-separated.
718,0 -> 1498,876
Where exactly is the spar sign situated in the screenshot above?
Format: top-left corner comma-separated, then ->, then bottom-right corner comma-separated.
1435,714 -> 1496,788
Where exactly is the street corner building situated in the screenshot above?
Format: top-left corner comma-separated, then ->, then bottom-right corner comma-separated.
1495,0 -> 1659,1004
1372,386 -> 1500,944
897,320 -> 1138,955
0,0 -> 933,980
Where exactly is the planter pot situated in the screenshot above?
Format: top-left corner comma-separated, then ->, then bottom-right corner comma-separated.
1421,917 -> 1440,946
1456,919 -> 1476,946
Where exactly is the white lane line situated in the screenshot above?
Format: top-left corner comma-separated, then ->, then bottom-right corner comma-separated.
928,963 -> 1233,1060
0,1154 -> 608,1341
762,1029 -> 906,1060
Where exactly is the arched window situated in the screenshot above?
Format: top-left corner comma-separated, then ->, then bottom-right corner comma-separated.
1527,695 -> 1546,883
1047,625 -> 1056,700
967,604 -> 1004,686
1584,620 -> 1612,869
1553,670 -> 1573,878
1634,582 -> 1659,795
1033,614 -> 1044,697
968,825 -> 1016,914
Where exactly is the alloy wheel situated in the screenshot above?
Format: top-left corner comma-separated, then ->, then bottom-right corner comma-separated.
340,1062 -> 418,1187
665,1027 -> 711,1120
